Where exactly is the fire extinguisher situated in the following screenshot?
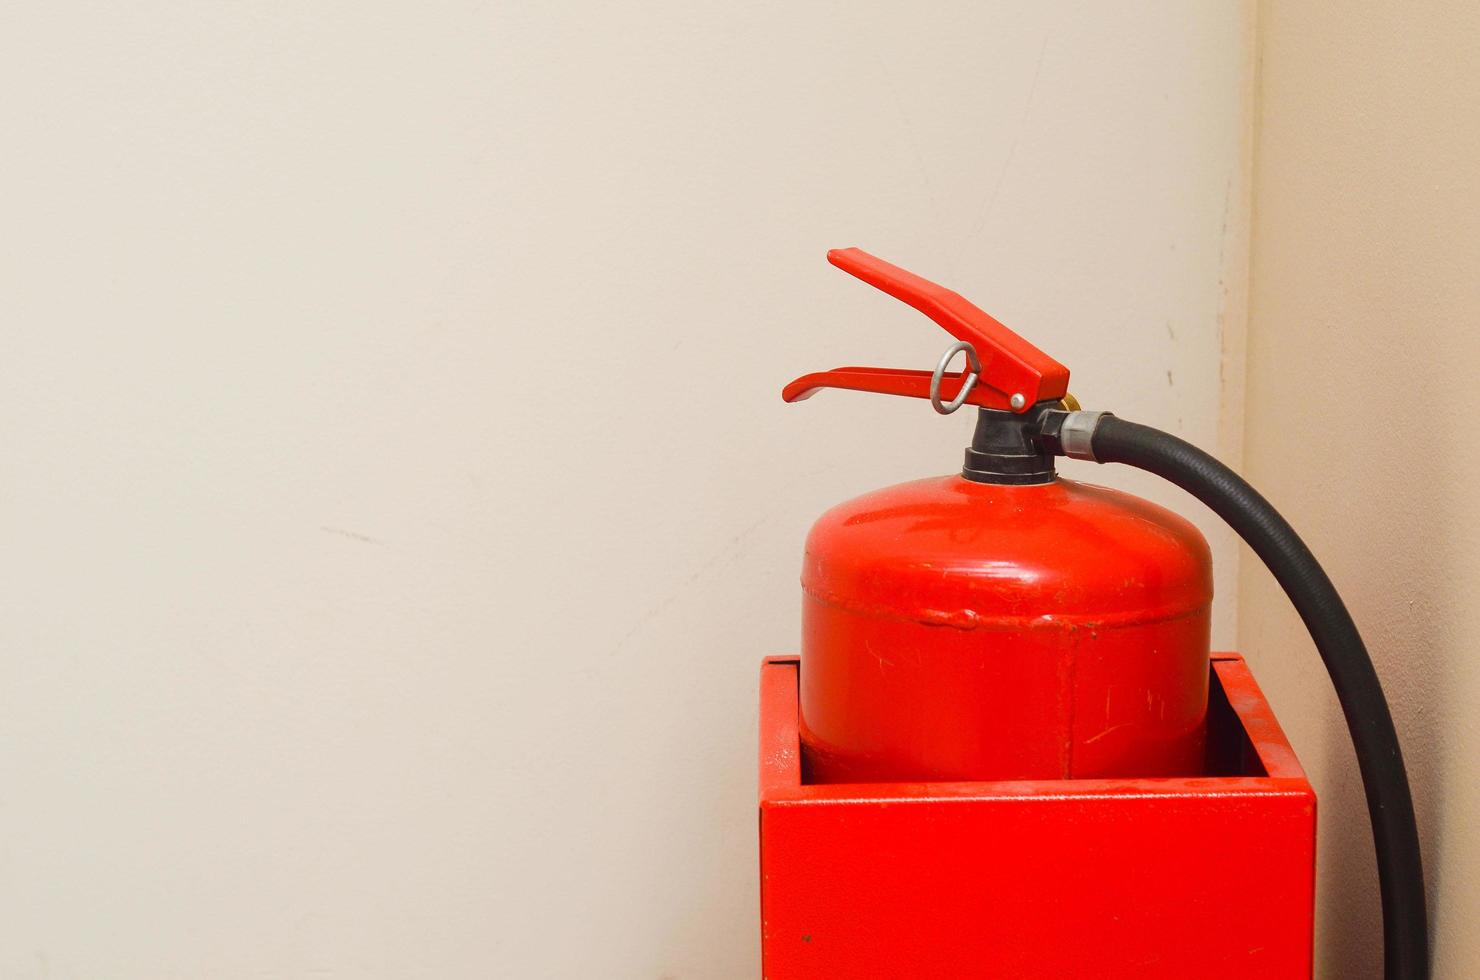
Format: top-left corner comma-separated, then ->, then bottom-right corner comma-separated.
781,248 -> 1427,979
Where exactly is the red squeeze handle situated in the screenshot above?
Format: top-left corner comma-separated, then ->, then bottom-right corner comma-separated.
782,248 -> 1069,414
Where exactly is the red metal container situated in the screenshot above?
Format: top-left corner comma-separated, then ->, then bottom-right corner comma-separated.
760,654 -> 1316,979
800,473 -> 1212,782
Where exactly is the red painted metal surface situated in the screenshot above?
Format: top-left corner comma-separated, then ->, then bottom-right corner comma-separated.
800,474 -> 1212,782
759,654 -> 1316,979
782,248 -> 1069,413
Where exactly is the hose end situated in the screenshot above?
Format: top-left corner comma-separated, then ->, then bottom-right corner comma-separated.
1038,410 -> 1111,461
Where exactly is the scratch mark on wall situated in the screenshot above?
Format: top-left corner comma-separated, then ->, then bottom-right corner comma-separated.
610,512 -> 774,656
962,33 -> 1051,251
320,525 -> 380,545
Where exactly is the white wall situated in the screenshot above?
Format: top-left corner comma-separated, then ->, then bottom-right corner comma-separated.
1244,2 -> 1480,976
0,4 -> 1250,976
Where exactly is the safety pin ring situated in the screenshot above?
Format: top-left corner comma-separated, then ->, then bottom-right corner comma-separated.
929,341 -> 982,415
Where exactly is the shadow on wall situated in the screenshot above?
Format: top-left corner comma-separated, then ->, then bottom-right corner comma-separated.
1308,328 -> 1449,978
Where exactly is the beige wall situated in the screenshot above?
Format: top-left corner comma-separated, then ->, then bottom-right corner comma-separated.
1245,2 -> 1480,976
0,3 -> 1252,976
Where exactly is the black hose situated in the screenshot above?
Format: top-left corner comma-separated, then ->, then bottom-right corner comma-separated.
1089,415 -> 1427,980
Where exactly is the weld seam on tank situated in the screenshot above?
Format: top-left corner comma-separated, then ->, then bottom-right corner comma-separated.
801,582 -> 1211,631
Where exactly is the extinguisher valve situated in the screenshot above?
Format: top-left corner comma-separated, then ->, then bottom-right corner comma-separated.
962,406 -> 1110,484
783,249 -> 1070,415
786,249 -> 1116,483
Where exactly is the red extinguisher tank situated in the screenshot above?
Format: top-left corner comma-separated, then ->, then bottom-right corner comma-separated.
786,249 -> 1213,783
800,474 -> 1211,782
